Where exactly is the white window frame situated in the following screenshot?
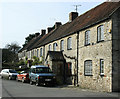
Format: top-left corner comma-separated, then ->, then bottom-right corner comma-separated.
85,30 -> 90,45
60,40 -> 64,51
100,59 -> 104,75
33,50 -> 34,57
40,48 -> 43,57
67,37 -> 72,50
97,25 -> 104,42
84,60 -> 92,76
53,43 -> 57,51
48,44 -> 51,51
37,49 -> 39,57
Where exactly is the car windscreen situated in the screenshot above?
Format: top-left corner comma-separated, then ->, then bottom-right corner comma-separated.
9,70 -> 17,73
36,67 -> 52,73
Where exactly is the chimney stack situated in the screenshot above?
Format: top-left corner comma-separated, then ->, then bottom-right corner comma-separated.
69,12 -> 78,22
47,27 -> 54,33
55,22 -> 62,29
35,32 -> 40,37
41,29 -> 46,36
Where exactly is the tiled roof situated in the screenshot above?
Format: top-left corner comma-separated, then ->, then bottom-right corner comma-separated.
28,28 -> 57,51
20,2 -> 120,52
46,51 -> 65,61
35,2 -> 120,48
20,35 -> 41,52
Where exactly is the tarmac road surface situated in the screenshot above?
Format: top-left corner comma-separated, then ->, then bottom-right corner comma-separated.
1,79 -> 119,98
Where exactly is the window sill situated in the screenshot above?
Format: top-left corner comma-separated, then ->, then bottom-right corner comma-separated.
100,74 -> 104,76
84,43 -> 90,46
97,40 -> 104,43
67,48 -> 72,50
84,74 -> 93,76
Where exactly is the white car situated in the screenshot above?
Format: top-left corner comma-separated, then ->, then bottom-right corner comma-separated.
0,69 -> 18,80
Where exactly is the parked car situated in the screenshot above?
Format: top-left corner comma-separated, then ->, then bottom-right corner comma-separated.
16,70 -> 30,83
29,65 -> 56,86
0,69 -> 18,80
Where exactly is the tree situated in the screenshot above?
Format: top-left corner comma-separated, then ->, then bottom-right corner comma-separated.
5,42 -> 21,54
22,34 -> 35,47
2,42 -> 21,69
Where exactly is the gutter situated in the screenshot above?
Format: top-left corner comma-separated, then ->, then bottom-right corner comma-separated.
76,31 -> 79,86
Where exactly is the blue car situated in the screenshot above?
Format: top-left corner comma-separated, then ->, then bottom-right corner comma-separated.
29,65 -> 56,86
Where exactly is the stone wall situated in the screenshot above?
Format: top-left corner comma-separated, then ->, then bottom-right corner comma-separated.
78,20 -> 113,92
44,34 -> 78,84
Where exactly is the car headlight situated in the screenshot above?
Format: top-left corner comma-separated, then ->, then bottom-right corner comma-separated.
53,76 -> 56,79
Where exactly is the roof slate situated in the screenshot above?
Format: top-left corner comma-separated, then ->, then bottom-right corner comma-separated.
36,2 -> 120,48
21,2 -> 120,52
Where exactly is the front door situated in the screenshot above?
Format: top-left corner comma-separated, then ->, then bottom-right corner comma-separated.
66,62 -> 72,85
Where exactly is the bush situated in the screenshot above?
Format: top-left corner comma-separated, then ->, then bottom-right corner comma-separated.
18,59 -> 25,66
32,56 -> 42,65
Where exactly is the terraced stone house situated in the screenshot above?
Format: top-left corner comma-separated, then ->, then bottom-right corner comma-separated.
18,2 -> 120,92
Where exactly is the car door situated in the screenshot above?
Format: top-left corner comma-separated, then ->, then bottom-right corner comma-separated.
4,70 -> 9,79
1,70 -> 6,78
18,72 -> 23,80
20,71 -> 24,80
30,68 -> 35,81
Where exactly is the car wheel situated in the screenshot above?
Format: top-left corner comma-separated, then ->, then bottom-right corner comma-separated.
36,79 -> 40,86
30,79 -> 33,85
9,76 -> 12,80
22,77 -> 25,83
16,77 -> 19,81
1,76 -> 3,79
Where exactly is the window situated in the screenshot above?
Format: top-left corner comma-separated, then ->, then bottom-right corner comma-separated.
97,25 -> 104,42
85,30 -> 90,45
28,51 -> 31,58
33,50 -> 34,56
30,51 -> 31,58
60,40 -> 64,51
48,44 -> 51,51
53,43 -> 57,51
23,51 -> 25,56
100,59 -> 104,75
67,37 -> 72,50
37,49 -> 39,57
84,60 -> 92,76
40,48 -> 43,57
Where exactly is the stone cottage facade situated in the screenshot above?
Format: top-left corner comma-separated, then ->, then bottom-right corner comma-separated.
18,2 -> 120,92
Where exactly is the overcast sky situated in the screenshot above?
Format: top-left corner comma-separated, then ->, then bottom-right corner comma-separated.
0,0 -> 105,48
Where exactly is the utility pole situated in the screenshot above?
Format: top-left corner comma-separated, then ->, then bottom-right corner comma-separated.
73,5 -> 81,12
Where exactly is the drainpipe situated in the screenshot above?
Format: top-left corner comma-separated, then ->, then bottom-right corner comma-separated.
76,31 -> 79,86
43,45 -> 45,65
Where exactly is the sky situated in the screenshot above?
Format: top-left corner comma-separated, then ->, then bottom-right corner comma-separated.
0,0 -> 106,48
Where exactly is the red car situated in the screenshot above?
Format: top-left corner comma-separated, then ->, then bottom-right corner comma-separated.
16,70 -> 30,83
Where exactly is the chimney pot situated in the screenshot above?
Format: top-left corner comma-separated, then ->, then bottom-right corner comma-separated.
35,33 -> 40,37
55,22 -> 62,29
69,12 -> 78,22
47,27 -> 53,33
41,29 -> 46,36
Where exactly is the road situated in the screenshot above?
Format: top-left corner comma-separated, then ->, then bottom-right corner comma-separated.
1,79 -> 119,98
